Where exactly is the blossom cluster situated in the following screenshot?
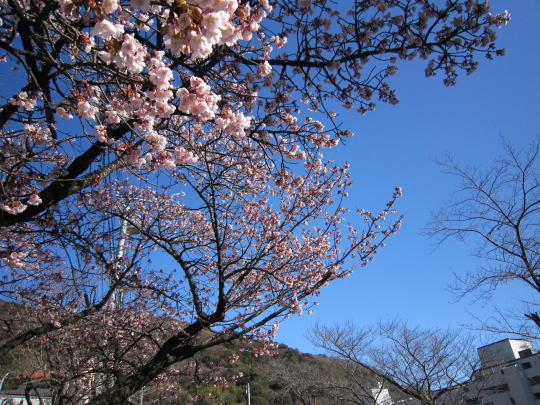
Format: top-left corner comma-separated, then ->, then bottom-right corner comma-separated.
160,0 -> 271,59
216,109 -> 253,138
9,91 -> 38,111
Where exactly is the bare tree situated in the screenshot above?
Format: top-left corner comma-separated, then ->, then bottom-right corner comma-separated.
309,321 -> 482,405
267,357 -> 331,405
266,352 -> 388,405
326,365 -> 394,405
429,139 -> 540,335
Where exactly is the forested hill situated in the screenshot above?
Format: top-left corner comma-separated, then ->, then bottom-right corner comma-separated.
1,300 -> 406,404
1,316 -> 401,404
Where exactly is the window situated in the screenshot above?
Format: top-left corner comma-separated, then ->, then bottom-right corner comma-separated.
530,376 -> 540,385
485,383 -> 509,393
534,392 -> 540,399
519,348 -> 534,358
523,362 -> 533,369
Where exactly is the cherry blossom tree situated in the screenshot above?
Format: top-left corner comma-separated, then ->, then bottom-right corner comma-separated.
0,0 -> 509,403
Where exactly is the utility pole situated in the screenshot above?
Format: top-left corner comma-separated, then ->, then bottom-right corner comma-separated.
110,218 -> 128,309
244,382 -> 250,405
0,372 -> 9,391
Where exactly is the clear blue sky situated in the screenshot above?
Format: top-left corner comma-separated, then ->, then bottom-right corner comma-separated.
275,0 -> 540,353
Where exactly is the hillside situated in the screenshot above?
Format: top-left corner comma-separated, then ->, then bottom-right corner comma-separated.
1,337 -> 398,404
0,300 -> 400,404
134,340 -> 404,405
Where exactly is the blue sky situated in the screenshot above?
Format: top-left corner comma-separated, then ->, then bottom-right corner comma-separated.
275,0 -> 540,353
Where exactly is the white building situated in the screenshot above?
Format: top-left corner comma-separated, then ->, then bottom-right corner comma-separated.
395,338 -> 540,405
371,382 -> 393,405
471,338 -> 540,405
478,339 -> 536,369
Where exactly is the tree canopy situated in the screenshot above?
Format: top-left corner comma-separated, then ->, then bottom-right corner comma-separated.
0,0 -> 509,403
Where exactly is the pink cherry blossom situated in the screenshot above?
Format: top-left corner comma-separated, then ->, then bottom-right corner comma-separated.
111,34 -> 147,73
91,19 -> 124,40
174,146 -> 198,164
10,91 -> 37,111
76,100 -> 98,120
176,76 -> 220,121
28,193 -> 42,206
102,0 -> 119,14
56,106 -> 73,119
148,53 -> 173,90
257,60 -> 272,77
0,201 -> 27,214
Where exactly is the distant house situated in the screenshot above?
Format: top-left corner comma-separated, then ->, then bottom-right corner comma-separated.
398,338 -> 540,405
0,385 -> 52,405
371,382 -> 393,405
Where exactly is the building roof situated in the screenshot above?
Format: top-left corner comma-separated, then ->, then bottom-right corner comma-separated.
476,338 -> 531,351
